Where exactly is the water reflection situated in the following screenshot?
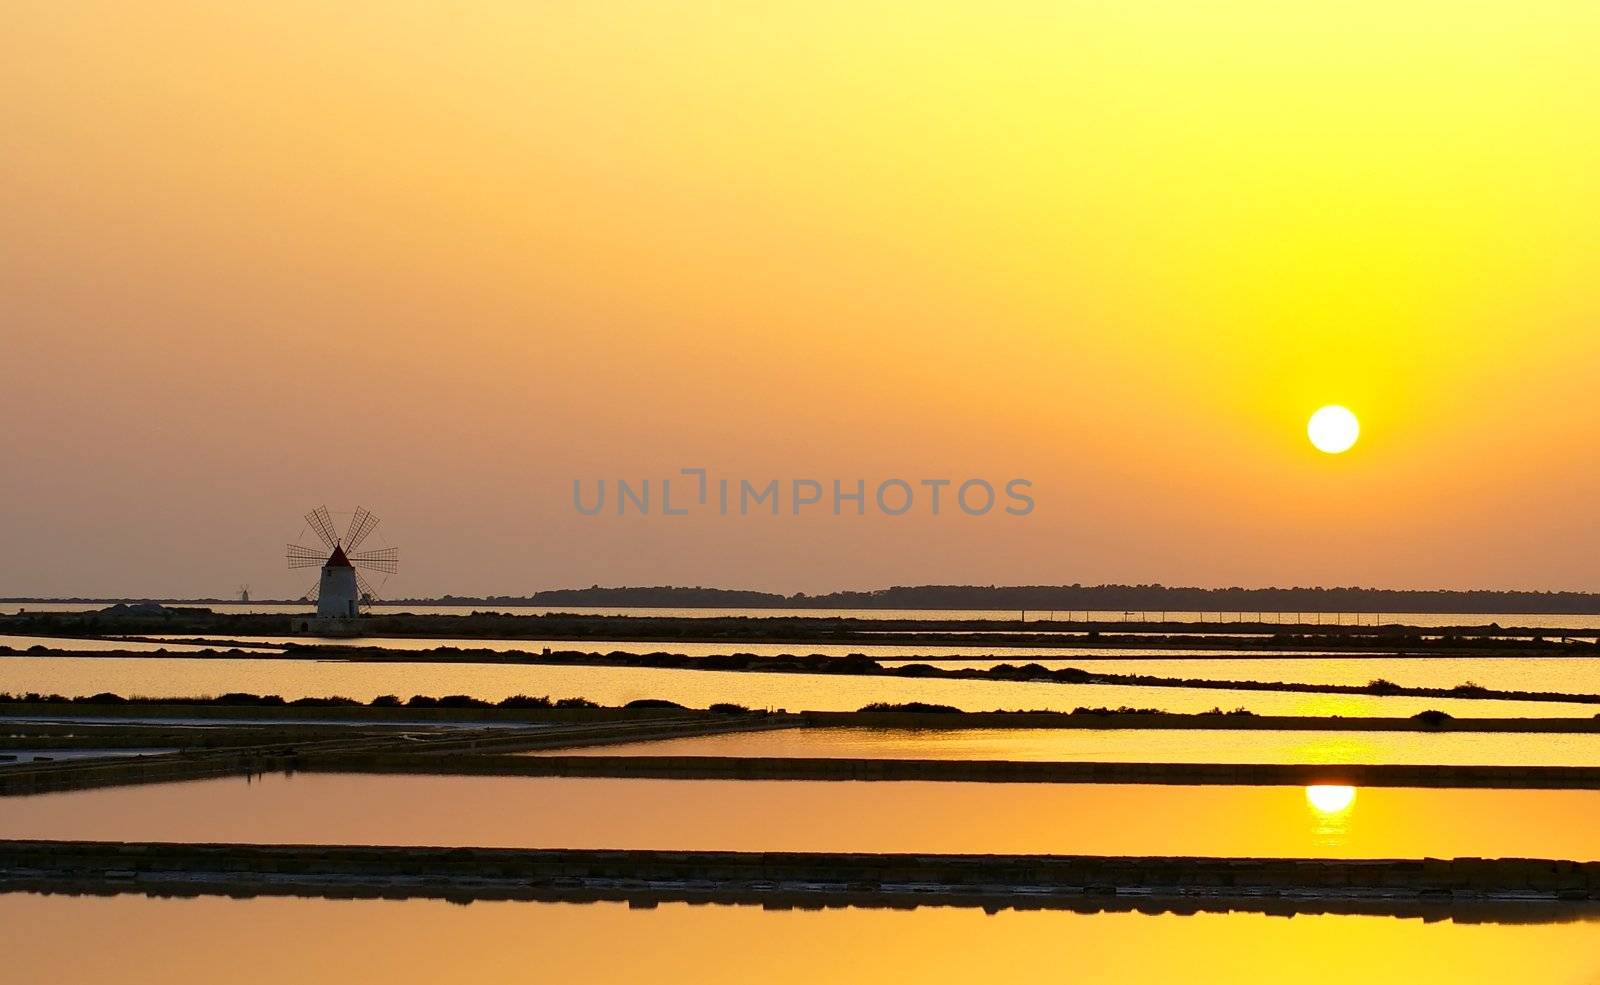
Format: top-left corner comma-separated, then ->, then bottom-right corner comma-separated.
3,775 -> 1597,861
4,656 -> 1598,718
883,656 -> 1600,696
535,727 -> 1600,768
2,893 -> 1599,985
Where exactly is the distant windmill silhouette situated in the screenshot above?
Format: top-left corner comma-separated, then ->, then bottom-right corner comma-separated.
237,585 -> 251,604
285,507 -> 399,617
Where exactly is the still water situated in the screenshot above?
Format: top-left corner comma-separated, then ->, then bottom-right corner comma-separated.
3,773 -> 1597,860
530,726 -> 1600,767
136,635 -> 1361,659
879,656 -> 1600,695
2,655 -> 1597,717
0,894 -> 1595,985
16,636 -> 1600,698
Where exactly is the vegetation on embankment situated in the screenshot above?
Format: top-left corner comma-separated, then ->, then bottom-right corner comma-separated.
4,693 -> 1600,731
4,840 -> 1599,909
474,753 -> 1600,789
0,690 -> 726,718
4,607 -> 1597,652
11,642 -> 1600,707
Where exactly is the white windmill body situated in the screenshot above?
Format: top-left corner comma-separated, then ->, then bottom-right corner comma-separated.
317,545 -> 360,617
286,507 -> 399,631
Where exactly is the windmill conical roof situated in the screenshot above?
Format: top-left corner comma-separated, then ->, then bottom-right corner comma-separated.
326,544 -> 353,568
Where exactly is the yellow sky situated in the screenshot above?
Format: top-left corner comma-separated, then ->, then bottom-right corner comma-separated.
2,2 -> 1597,597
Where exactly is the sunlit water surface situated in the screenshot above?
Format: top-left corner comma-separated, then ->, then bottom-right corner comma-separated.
528,726 -> 1600,767
1,895 -> 1596,985
3,773 -> 1597,860
879,656 -> 1600,694
134,635 -> 1359,659
2,655 -> 1597,717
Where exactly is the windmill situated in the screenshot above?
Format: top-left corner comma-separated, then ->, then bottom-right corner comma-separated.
285,506 -> 399,617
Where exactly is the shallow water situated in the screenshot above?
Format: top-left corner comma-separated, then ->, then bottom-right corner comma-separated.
878,655 -> 1600,695
530,726 -> 1600,767
4,773 -> 1598,860
2,655 -> 1597,717
25,638 -> 1600,699
140,635 -> 1359,660
1,894 -> 1596,985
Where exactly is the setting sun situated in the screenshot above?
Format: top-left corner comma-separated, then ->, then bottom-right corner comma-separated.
1307,406 -> 1361,455
1305,785 -> 1358,813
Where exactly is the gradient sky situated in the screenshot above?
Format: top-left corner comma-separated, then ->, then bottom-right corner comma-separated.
3,2 -> 1598,599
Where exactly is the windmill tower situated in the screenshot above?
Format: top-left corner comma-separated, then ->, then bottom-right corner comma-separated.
285,507 -> 399,619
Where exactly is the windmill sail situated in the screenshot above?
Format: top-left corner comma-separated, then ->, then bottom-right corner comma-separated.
350,547 -> 399,574
286,544 -> 329,568
304,507 -> 340,550
345,508 -> 380,552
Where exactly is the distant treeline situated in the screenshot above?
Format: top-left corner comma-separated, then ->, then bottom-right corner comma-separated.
10,584 -> 1600,615
421,584 -> 1600,615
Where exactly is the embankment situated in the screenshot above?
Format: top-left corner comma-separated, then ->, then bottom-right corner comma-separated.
3,840 -> 1597,914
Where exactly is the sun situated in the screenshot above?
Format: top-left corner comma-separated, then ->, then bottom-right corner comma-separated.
1307,405 -> 1360,454
1305,784 -> 1357,813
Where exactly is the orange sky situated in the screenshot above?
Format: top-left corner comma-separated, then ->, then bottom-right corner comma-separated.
2,2 -> 1598,598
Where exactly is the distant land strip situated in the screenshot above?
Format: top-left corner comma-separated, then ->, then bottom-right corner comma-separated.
11,582 -> 1600,614
498,584 -> 1600,616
